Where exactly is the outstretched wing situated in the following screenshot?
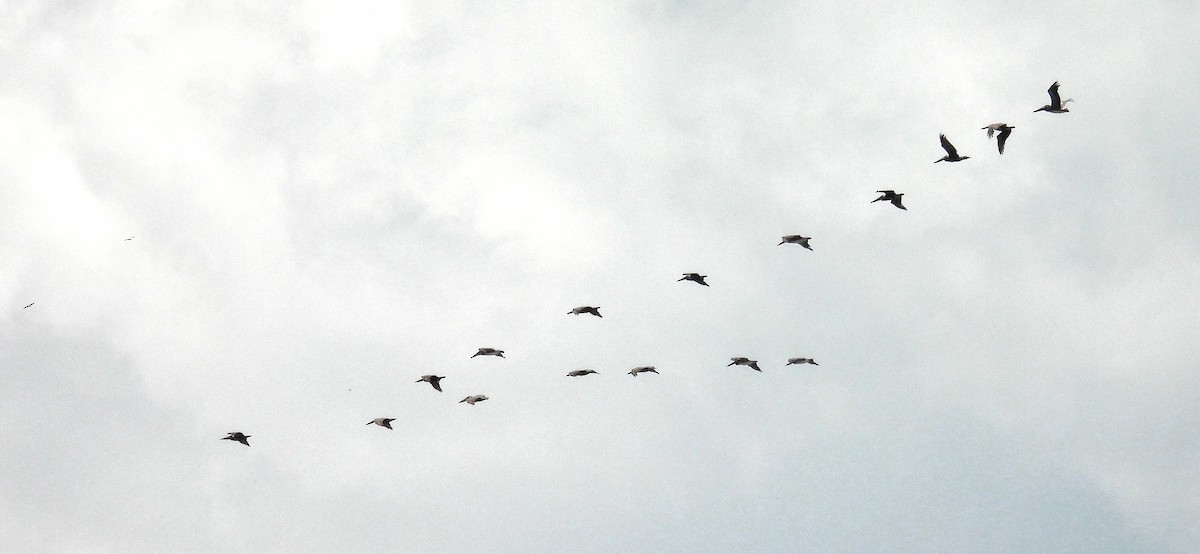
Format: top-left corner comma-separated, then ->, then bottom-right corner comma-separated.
1048,82 -> 1062,110
997,127 -> 1012,154
939,134 -> 958,158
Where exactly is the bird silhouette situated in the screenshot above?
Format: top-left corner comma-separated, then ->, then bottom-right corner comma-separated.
567,369 -> 599,377
728,357 -> 763,372
786,358 -> 819,366
568,306 -> 602,317
678,273 -> 709,286
872,190 -> 906,210
221,432 -> 251,446
628,366 -> 659,376
459,395 -> 489,405
471,348 -> 505,358
1034,81 -> 1073,113
416,375 -> 445,392
778,235 -> 813,250
935,134 -> 969,163
982,123 -> 1015,154
367,418 -> 396,429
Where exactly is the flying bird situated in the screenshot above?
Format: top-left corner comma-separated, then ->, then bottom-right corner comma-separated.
678,273 -> 709,286
628,366 -> 659,376
778,235 -> 813,250
786,358 -> 819,366
1034,81 -> 1073,113
567,369 -> 599,377
367,418 -> 396,429
22,302 -> 34,309
982,123 -> 1015,154
416,375 -> 445,392
459,395 -> 489,405
727,357 -> 762,372
872,190 -> 906,210
124,236 -> 135,241
221,432 -> 251,446
935,134 -> 969,163
471,348 -> 505,358
568,306 -> 602,317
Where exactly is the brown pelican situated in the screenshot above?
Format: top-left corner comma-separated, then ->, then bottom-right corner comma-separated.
678,273 -> 709,286
459,395 -> 489,405
935,134 -> 969,163
22,302 -> 34,309
628,366 -> 659,376
1034,81 -> 1073,113
982,123 -> 1015,154
727,357 -> 762,372
367,418 -> 395,429
778,235 -> 813,250
786,358 -> 819,366
872,190 -> 906,210
568,306 -> 602,317
221,432 -> 251,446
567,369 -> 599,377
471,348 -> 505,358
416,375 -> 445,392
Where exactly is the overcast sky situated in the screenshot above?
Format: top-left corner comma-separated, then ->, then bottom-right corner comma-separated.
3,1 -> 1199,552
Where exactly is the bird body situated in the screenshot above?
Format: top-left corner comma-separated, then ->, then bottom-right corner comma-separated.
982,123 -> 1015,154
678,273 -> 709,286
935,134 -> 969,163
22,302 -> 34,309
568,306 -> 602,317
567,369 -> 599,377
779,235 -> 813,250
222,432 -> 251,446
1034,81 -> 1073,113
728,357 -> 762,372
459,395 -> 489,405
472,348 -> 505,358
367,418 -> 396,429
628,366 -> 659,376
786,358 -> 819,366
416,374 -> 445,392
872,190 -> 906,210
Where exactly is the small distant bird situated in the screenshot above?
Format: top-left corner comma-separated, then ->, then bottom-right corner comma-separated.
416,375 -> 445,392
22,302 -> 34,309
568,306 -> 602,317
779,235 -> 813,250
367,418 -> 395,429
982,123 -> 1015,154
872,190 -> 906,210
459,395 -> 489,405
221,432 -> 251,446
786,358 -> 819,366
1034,81 -> 1073,113
124,236 -> 135,241
471,348 -> 505,358
728,357 -> 762,372
678,273 -> 709,286
567,369 -> 599,377
935,134 -> 969,163
628,366 -> 659,376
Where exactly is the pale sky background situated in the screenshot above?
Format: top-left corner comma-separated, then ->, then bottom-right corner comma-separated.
3,1 -> 1199,552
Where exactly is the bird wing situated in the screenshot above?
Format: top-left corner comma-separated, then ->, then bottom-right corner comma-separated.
1048,82 -> 1062,109
939,134 -> 958,157
891,196 -> 906,210
997,127 -> 1012,154
432,381 -> 443,392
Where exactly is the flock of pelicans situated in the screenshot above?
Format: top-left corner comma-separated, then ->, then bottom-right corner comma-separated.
206,82 -> 1073,447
